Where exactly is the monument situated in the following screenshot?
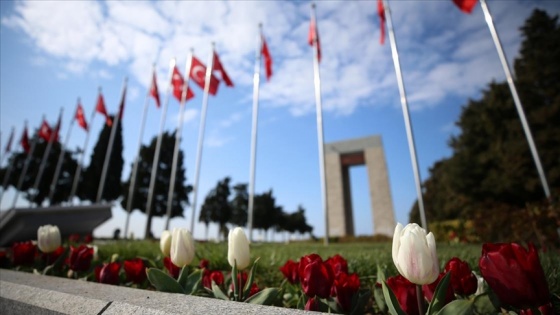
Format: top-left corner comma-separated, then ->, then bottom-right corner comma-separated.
325,135 -> 396,237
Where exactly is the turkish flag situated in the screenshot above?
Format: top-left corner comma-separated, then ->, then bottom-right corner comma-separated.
452,0 -> 477,14
51,114 -> 61,143
261,35 -> 273,81
308,15 -> 321,62
96,93 -> 112,126
39,119 -> 52,141
378,0 -> 386,45
171,66 -> 195,102
76,103 -> 88,131
190,56 -> 219,95
212,51 -> 234,87
150,70 -> 161,108
20,127 -> 30,154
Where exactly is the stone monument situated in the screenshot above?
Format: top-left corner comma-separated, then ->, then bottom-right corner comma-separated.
325,135 -> 396,237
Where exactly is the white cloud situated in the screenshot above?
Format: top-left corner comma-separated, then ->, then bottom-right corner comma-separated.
3,0 -> 558,118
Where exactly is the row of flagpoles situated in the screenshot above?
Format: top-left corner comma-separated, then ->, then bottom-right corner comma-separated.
0,0 -> 551,243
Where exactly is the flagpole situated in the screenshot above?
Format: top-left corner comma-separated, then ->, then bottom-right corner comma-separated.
0,127 -> 16,204
31,109 -> 63,207
69,91 -> 99,204
97,77 -> 127,203
165,52 -> 193,230
144,60 -> 175,239
309,4 -> 329,246
247,24 -> 263,242
12,122 -> 39,209
383,0 -> 428,230
190,43 -> 216,235
0,127 -> 14,166
479,0 -> 550,199
48,103 -> 77,204
124,65 -> 156,238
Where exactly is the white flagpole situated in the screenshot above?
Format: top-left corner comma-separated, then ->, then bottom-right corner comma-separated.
310,4 -> 329,246
247,24 -> 263,242
165,52 -> 193,230
31,108 -> 63,207
12,122 -> 39,209
383,0 -> 428,230
479,0 -> 550,199
0,127 -> 14,166
69,91 -> 99,204
144,60 -> 175,239
97,77 -> 127,203
48,102 -> 77,204
124,65 -> 156,238
190,43 -> 216,235
0,126 -> 16,204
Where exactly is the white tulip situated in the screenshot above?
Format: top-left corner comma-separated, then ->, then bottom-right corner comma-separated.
392,223 -> 439,285
160,230 -> 172,257
170,228 -> 195,268
228,227 -> 250,270
37,225 -> 61,253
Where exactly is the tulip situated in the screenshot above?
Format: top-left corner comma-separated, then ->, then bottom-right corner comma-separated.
333,272 -> 361,312
202,270 -> 225,289
68,245 -> 94,272
227,227 -> 250,270
279,259 -> 300,284
160,230 -> 171,257
386,275 -> 420,315
229,272 -> 260,297
95,262 -> 121,285
325,254 -> 348,277
163,256 -> 181,279
170,228 -> 195,268
124,258 -> 147,284
479,243 -> 552,312
305,297 -> 320,311
37,225 -> 61,253
422,272 -> 454,304
444,257 -> 477,296
301,258 -> 335,299
392,223 -> 439,285
12,241 -> 37,266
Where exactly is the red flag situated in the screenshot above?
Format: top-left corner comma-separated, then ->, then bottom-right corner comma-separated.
378,0 -> 386,45
212,51 -> 234,87
261,35 -> 273,81
96,93 -> 112,126
20,127 -> 30,154
308,15 -> 321,62
75,103 -> 88,131
189,56 -> 219,95
51,114 -> 61,143
171,66 -> 195,102
150,70 -> 161,108
4,128 -> 14,153
39,119 -> 52,141
452,0 -> 477,14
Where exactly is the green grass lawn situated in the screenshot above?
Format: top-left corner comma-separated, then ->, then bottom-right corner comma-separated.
96,239 -> 560,294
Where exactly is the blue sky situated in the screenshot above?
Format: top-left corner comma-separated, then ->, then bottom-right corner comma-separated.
1,0 -> 559,240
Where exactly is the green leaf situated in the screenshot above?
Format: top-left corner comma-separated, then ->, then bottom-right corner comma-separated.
350,290 -> 372,315
435,299 -> 473,315
146,268 -> 185,293
381,281 -> 407,315
183,269 -> 203,295
472,293 -> 498,315
211,280 -> 230,300
373,284 -> 388,314
245,287 -> 281,306
177,266 -> 190,288
427,272 -> 452,315
232,260 -> 239,301
242,257 -> 260,300
377,264 -> 387,283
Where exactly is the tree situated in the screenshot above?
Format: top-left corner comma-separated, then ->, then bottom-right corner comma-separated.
199,177 -> 231,240
121,131 -> 191,236
252,190 -> 283,241
79,116 -> 124,203
229,183 -> 248,227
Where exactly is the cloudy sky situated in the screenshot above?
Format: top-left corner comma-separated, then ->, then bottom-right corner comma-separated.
1,0 -> 558,240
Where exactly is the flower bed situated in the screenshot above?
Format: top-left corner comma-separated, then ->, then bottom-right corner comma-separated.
1,225 -> 560,314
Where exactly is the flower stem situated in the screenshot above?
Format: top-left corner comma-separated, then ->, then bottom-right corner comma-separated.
416,284 -> 425,314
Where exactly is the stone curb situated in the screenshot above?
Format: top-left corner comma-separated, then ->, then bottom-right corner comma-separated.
0,269 -> 320,315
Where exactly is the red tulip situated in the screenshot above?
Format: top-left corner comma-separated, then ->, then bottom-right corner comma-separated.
229,272 -> 259,297
42,246 -> 65,265
444,257 -> 477,296
333,272 -> 360,312
479,243 -> 551,311
305,297 -> 320,311
12,241 -> 37,266
202,270 -> 224,289
68,245 -> 93,272
68,234 -> 80,243
124,258 -> 147,284
422,272 -> 454,304
84,234 -> 93,244
279,259 -> 300,284
386,275 -> 419,315
199,259 -> 210,269
298,253 -> 322,281
326,254 -> 348,277
301,258 -> 334,298
95,262 -> 121,285
163,256 -> 181,279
